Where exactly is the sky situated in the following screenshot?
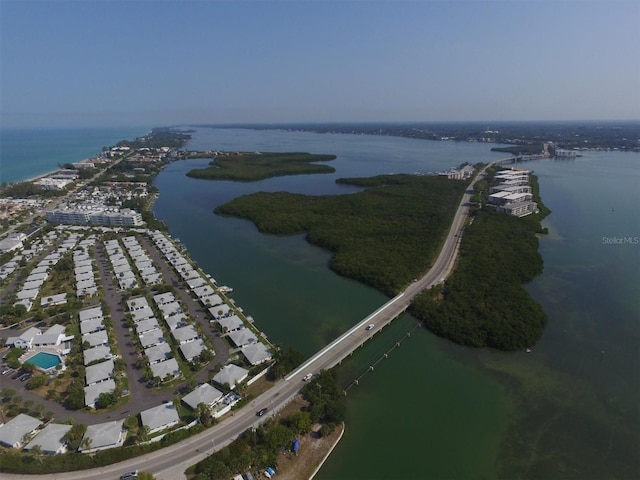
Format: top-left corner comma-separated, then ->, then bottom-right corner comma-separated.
1,0 -> 639,127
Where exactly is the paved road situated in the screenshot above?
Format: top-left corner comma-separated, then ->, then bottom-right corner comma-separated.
3,165 -> 492,480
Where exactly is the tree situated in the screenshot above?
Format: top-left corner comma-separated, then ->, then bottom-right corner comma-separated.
196,402 -> 213,427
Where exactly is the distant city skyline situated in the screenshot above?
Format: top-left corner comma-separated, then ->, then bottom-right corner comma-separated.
1,0 -> 639,128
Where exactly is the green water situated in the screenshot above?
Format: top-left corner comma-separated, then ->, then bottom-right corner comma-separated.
153,129 -> 639,479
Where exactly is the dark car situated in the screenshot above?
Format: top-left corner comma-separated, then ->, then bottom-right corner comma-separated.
256,408 -> 268,417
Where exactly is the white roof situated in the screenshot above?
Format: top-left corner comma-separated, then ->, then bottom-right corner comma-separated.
182,383 -> 223,410
0,414 -> 42,448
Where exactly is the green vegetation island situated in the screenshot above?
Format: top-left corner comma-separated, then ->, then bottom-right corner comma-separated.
186,151 -> 337,182
215,166 -> 549,351
216,174 -> 468,296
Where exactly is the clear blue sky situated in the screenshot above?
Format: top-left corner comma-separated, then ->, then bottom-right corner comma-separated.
1,0 -> 639,127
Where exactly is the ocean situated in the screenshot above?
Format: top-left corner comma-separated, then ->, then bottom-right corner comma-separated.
0,127 -> 150,184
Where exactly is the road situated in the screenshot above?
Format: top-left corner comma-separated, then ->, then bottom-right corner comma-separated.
3,164 -> 492,480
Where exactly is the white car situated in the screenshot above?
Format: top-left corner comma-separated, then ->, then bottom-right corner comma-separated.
366,324 -> 375,331
302,373 -> 313,381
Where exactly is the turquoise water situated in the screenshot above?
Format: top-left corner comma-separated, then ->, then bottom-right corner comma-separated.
25,352 -> 61,370
0,126 -> 150,184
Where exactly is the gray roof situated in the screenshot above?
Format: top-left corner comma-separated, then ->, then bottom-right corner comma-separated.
182,383 -> 223,410
84,379 -> 116,407
209,304 -> 231,317
165,313 -> 188,330
153,292 -> 175,305
213,364 -> 249,389
0,414 -> 42,448
6,326 -> 41,346
172,325 -> 199,344
25,423 -> 72,454
179,339 -> 207,362
228,328 -> 258,348
131,306 -> 155,322
79,306 -> 103,323
241,343 -> 272,365
135,317 -> 160,334
140,403 -> 180,432
80,317 -> 105,335
127,296 -> 150,310
85,359 -> 114,385
145,343 -> 172,364
81,419 -> 125,451
218,315 -> 244,332
83,345 -> 112,365
149,358 -> 180,380
139,329 -> 166,348
82,330 -> 108,347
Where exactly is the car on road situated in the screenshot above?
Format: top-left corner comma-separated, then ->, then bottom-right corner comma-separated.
302,373 -> 313,381
120,471 -> 138,480
256,408 -> 268,417
365,324 -> 375,331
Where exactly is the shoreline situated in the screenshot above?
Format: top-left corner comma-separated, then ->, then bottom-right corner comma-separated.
309,423 -> 345,480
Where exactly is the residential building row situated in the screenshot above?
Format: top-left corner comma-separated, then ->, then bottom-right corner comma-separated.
488,168 -> 539,217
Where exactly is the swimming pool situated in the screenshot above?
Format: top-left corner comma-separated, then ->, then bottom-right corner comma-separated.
24,352 -> 62,370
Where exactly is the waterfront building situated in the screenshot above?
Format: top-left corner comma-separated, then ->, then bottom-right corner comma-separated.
497,201 -> 539,217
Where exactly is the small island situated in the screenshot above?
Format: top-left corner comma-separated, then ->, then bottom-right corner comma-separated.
186,151 -> 337,182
